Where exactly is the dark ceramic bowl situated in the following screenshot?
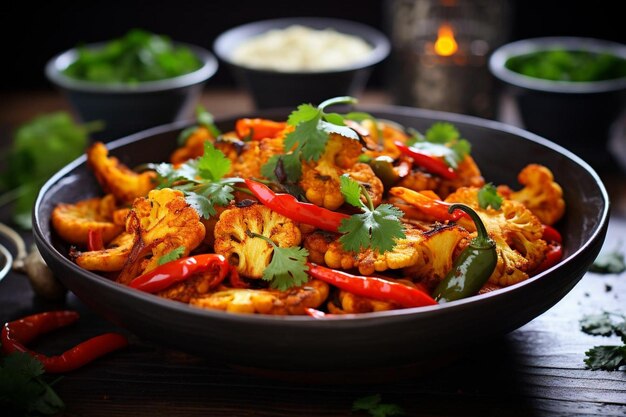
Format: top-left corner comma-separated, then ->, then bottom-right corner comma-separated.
33,106 -> 608,374
45,42 -> 218,141
213,17 -> 390,109
489,37 -> 626,169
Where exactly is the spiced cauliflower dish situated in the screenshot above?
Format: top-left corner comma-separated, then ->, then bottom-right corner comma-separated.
52,97 -> 565,316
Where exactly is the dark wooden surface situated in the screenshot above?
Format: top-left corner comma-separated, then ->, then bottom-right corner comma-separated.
1,90 -> 625,416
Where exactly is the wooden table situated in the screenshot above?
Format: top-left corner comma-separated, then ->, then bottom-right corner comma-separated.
1,89 -> 625,416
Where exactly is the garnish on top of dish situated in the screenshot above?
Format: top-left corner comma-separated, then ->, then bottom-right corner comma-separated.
51,96 -> 566,316
62,28 -> 202,84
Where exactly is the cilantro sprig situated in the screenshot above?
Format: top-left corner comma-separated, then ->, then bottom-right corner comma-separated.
261,96 -> 363,182
478,183 -> 503,210
157,246 -> 186,265
247,232 -> 309,291
406,122 -> 471,169
352,394 -> 405,417
338,175 -> 405,254
0,351 -> 65,416
155,141 -> 242,218
580,311 -> 626,371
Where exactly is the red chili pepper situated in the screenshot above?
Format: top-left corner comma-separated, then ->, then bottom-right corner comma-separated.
306,263 -> 437,308
235,118 -> 287,141
389,187 -> 466,222
542,224 -> 563,244
245,179 -> 350,232
1,311 -> 127,373
87,228 -> 104,251
534,242 -> 563,274
394,141 -> 458,180
129,254 -> 231,293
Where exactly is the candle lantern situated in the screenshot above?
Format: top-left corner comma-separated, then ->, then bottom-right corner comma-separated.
386,0 -> 511,118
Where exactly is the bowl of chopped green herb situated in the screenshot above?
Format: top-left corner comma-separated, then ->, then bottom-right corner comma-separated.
45,29 -> 218,140
489,37 -> 626,170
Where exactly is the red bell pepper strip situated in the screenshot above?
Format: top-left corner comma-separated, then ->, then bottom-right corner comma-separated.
394,141 -> 457,180
245,179 -> 350,232
1,311 -> 128,374
306,263 -> 437,308
235,118 -> 287,141
129,254 -> 231,293
87,229 -> 104,251
534,242 -> 563,274
389,186 -> 466,222
542,224 -> 563,244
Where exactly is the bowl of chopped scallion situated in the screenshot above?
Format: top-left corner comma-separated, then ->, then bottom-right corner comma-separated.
45,29 -> 218,140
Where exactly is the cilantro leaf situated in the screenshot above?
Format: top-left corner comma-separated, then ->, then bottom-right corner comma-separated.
261,154 -> 302,184
353,394 -> 405,417
589,250 -> 626,274
340,175 -> 363,208
339,204 -> 405,254
197,141 -> 231,181
157,245 -> 185,265
284,116 -> 328,162
196,106 -> 221,138
406,122 -> 471,169
425,122 -> 460,143
264,245 -> 310,291
580,313 -> 616,336
584,345 -> 626,371
287,103 -> 320,126
184,193 -> 215,218
318,120 -> 359,140
478,183 -> 503,210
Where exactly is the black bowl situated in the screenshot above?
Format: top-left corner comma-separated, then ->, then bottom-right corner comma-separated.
489,37 -> 626,170
213,17 -> 390,109
45,43 -> 218,141
33,106 -> 608,373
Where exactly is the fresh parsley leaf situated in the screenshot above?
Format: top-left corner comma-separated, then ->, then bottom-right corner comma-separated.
0,352 -> 65,416
353,394 -> 405,417
340,175 -> 363,208
580,312 -> 617,336
197,141 -> 231,181
339,204 -> 405,254
478,183 -> 503,210
196,106 -> 221,138
248,232 -> 309,291
589,249 -> 626,274
584,345 -> 626,371
157,245 -> 185,265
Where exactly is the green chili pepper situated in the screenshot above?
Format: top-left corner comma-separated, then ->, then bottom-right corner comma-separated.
433,204 -> 497,303
368,156 -> 399,189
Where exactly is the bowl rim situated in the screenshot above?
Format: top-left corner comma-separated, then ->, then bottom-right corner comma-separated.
45,41 -> 218,94
212,16 -> 391,75
489,36 -> 626,94
32,104 -> 610,327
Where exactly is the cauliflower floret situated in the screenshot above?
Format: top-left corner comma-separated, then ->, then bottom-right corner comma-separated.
213,204 -> 302,279
87,142 -> 157,204
115,188 -> 206,284
189,280 -> 329,315
52,194 -> 122,245
445,187 -> 547,287
498,164 -> 565,226
73,232 -> 135,272
436,155 -> 485,198
300,133 -> 363,210
231,137 -> 285,179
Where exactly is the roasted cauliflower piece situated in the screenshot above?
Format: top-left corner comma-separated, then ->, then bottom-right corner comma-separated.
52,194 -> 122,245
213,204 -> 302,279
324,225 -> 468,277
498,164 -> 565,226
328,290 -> 400,314
300,133 -> 363,210
87,142 -> 157,204
73,232 -> 135,272
189,280 -> 329,315
116,188 -> 206,284
445,187 -> 547,286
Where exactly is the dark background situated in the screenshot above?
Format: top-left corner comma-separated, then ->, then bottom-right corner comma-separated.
1,0 -> 623,91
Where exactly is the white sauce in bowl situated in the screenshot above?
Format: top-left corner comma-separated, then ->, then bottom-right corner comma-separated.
231,25 -> 374,72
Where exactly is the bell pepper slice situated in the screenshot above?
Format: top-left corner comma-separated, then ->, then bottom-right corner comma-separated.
306,263 -> 437,308
245,179 -> 349,232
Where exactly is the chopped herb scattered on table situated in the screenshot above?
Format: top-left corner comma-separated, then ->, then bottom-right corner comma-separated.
580,311 -> 626,371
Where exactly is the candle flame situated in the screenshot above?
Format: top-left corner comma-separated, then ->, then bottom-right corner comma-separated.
434,24 -> 458,57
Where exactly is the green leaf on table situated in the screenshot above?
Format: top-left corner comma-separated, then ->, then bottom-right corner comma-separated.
589,249 -> 626,274
584,345 -> 626,371
580,312 -> 616,336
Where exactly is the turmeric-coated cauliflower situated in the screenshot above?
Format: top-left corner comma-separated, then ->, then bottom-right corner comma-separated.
116,188 -> 206,284
213,204 -> 302,279
51,194 -> 122,245
87,142 -> 156,204
498,164 -> 565,226
300,133 -> 363,210
189,280 -> 329,315
445,187 -> 547,286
